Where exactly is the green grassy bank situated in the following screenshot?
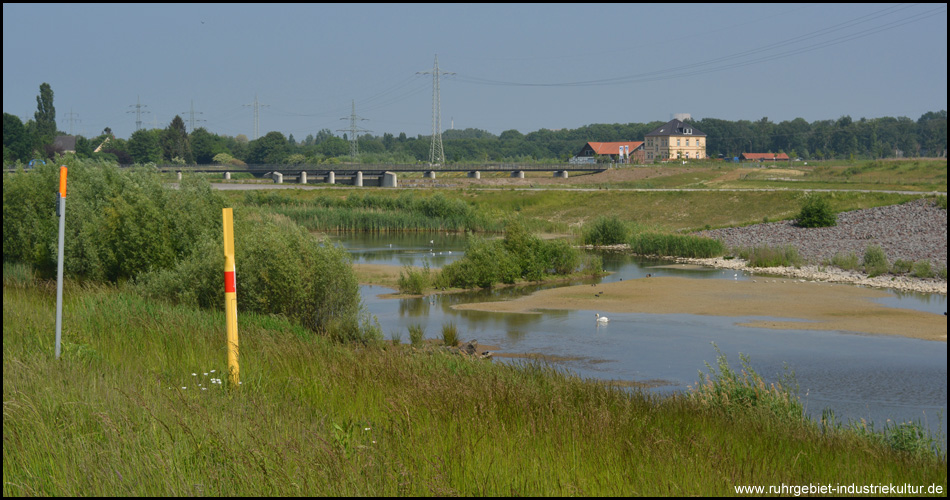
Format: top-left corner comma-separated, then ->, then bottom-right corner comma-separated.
4,269 -> 945,496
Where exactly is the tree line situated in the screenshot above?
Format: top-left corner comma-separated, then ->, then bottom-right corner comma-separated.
3,83 -> 946,166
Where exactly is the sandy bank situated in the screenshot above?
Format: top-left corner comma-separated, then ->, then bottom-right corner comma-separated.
451,276 -> 946,342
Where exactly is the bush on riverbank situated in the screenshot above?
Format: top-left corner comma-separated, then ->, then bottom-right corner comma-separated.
796,194 -> 838,228
3,160 -> 375,342
581,215 -> 630,245
863,244 -> 889,278
439,221 -> 588,289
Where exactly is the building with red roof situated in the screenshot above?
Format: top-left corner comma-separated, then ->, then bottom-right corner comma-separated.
740,152 -> 790,162
575,141 -> 645,164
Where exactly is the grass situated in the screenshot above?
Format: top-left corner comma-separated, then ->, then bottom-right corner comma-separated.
219,178 -> 928,236
3,270 -> 946,496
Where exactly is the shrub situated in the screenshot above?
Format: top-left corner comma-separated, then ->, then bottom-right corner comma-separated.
911,260 -> 934,278
862,245 -> 889,277
581,216 -> 630,245
890,259 -> 913,274
831,252 -> 860,271
3,159 -> 225,281
398,262 -> 431,295
795,194 -> 837,228
139,208 -> 372,341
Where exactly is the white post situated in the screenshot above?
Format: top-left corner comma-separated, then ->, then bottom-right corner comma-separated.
54,166 -> 68,359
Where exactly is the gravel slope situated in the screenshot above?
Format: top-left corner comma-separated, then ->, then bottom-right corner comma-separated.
694,198 -> 947,270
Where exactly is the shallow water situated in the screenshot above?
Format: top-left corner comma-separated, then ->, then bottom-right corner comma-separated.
338,232 -> 948,441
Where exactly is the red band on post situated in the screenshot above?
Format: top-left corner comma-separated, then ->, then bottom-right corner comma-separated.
224,271 -> 235,293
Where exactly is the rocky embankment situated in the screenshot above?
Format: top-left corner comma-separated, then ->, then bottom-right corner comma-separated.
687,198 -> 946,294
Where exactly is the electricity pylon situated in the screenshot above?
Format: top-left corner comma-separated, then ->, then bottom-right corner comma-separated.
127,96 -> 150,131
243,93 -> 269,140
182,100 -> 206,131
417,55 -> 454,166
337,100 -> 371,161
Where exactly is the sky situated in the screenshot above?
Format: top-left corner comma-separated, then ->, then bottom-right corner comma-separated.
3,3 -> 947,142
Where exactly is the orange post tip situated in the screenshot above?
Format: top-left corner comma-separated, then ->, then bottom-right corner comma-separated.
59,166 -> 68,197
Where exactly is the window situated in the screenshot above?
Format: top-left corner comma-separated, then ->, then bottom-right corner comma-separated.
677,139 -> 681,146
686,139 -> 689,146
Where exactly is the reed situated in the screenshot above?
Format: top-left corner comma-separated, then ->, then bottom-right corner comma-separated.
736,244 -> 803,268
628,232 -> 725,258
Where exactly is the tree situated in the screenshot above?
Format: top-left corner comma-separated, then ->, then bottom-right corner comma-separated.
34,83 -> 57,144
3,113 -> 32,163
162,115 -> 194,164
190,127 -> 226,164
246,131 -> 288,164
128,129 -> 162,164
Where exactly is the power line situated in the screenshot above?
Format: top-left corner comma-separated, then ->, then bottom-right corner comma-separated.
337,100 -> 371,160
417,54 -> 454,166
454,4 -> 944,88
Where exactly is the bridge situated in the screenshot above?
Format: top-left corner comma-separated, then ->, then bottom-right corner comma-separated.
157,163 -> 607,187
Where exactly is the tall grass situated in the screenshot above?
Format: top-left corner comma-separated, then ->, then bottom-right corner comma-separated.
628,232 -> 725,258
736,245 -> 803,268
4,278 -> 945,496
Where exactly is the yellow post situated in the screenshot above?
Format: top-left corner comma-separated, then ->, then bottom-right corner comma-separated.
222,208 -> 240,387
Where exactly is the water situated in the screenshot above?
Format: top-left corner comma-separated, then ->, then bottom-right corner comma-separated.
337,232 -> 948,443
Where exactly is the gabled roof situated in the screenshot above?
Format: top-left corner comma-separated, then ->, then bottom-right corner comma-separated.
584,141 -> 644,155
644,119 -> 706,137
741,152 -> 790,160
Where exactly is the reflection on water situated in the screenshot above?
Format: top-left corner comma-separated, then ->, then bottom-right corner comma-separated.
346,232 -> 947,443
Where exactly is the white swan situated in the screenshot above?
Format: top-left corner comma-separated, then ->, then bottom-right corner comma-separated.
596,313 -> 609,323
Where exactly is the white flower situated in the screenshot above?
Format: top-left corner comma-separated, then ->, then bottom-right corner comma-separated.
203,373 -> 208,376
192,373 -> 197,377
182,387 -> 187,390
210,370 -> 216,373
364,427 -> 371,431
202,388 -> 207,391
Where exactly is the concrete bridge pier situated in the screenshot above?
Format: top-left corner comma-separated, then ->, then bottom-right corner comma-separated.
467,171 -> 480,179
355,171 -> 363,187
382,171 -> 398,188
224,171 -> 231,180
554,170 -> 569,178
299,171 -> 307,184
511,170 -> 524,178
273,172 -> 283,184
326,171 -> 335,184
424,171 -> 436,179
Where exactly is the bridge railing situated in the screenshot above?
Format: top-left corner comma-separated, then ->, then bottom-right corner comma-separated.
149,163 -> 607,173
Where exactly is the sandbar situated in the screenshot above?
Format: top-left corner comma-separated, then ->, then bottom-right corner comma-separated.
451,276 -> 946,342
354,263 -> 946,342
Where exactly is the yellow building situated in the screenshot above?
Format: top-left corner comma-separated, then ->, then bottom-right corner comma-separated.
644,119 -> 707,161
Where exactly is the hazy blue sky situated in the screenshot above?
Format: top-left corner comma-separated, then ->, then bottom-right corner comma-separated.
3,3 -> 947,141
